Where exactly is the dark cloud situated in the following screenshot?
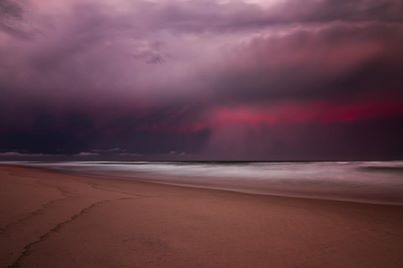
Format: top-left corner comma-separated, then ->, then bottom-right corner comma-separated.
209,23 -> 403,104
105,0 -> 403,34
275,0 -> 403,24
1,0 -> 403,160
0,100 -> 210,155
0,0 -> 32,38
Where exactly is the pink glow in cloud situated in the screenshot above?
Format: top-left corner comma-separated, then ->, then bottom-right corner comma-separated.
208,98 -> 403,127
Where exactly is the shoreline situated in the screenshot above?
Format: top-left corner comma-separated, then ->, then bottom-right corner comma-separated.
6,163 -> 403,207
1,165 -> 403,267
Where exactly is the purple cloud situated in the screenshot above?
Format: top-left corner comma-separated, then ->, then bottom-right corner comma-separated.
1,0 -> 403,160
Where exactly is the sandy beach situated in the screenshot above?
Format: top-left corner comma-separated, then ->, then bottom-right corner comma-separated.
1,165 -> 403,268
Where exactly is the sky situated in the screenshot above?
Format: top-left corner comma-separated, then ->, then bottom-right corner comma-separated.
0,0 -> 403,160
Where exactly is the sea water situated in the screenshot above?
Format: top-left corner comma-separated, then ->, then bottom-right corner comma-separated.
6,161 -> 403,205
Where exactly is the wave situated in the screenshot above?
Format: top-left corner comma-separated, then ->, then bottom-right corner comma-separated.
4,161 -> 403,205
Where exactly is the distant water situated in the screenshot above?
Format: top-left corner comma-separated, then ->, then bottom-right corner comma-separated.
4,161 -> 403,205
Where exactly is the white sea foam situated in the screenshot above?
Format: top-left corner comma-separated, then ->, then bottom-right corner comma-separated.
4,161 -> 403,205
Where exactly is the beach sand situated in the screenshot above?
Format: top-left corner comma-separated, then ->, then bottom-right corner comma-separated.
1,165 -> 403,268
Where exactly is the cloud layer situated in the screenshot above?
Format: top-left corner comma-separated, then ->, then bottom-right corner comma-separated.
1,0 -> 403,160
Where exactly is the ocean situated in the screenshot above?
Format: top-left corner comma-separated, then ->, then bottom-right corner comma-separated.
5,161 -> 403,205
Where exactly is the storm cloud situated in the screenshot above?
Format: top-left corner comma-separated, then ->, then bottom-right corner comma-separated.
1,0 -> 403,160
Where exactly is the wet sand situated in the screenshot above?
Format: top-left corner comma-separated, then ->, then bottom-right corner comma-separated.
1,165 -> 403,268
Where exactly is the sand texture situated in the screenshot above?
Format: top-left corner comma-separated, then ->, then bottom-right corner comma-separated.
1,165 -> 403,268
